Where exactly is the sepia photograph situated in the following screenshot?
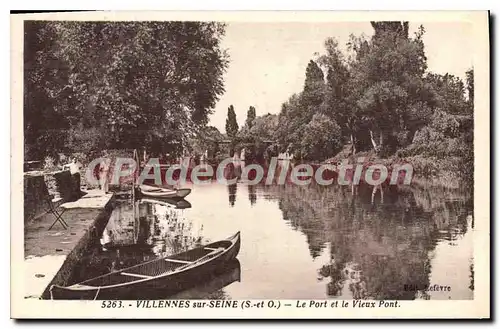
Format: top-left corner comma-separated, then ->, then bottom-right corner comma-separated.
11,10 -> 490,319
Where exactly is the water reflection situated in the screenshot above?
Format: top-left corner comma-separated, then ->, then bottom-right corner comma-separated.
74,178 -> 473,300
247,185 -> 257,206
263,183 -> 473,300
70,198 -> 217,296
168,259 -> 241,300
228,184 -> 237,207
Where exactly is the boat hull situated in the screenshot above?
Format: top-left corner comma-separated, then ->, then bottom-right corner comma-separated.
175,188 -> 191,198
139,197 -> 192,209
138,186 -> 191,199
50,233 -> 240,300
168,258 -> 241,299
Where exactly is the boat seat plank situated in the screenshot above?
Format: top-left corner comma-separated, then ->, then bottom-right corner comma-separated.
165,258 -> 193,264
121,272 -> 153,279
49,232 -> 239,299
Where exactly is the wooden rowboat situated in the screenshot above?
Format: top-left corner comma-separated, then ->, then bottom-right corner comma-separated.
49,232 -> 240,300
138,184 -> 191,199
139,197 -> 192,209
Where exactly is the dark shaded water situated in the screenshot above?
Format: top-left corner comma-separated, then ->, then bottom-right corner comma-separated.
74,179 -> 474,300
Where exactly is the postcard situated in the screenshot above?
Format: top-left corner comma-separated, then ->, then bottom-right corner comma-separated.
11,10 -> 490,319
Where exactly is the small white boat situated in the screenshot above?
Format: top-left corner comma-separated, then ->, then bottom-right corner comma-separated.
139,197 -> 192,209
138,184 -> 191,199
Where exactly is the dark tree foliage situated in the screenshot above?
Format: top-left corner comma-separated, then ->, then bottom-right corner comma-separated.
269,21 -> 473,184
24,21 -> 228,160
238,112 -> 279,162
189,125 -> 225,160
302,60 -> 325,108
371,21 -> 409,40
225,105 -> 238,139
245,106 -> 256,129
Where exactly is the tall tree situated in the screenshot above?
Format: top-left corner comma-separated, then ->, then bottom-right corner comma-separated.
225,105 -> 238,139
318,38 -> 356,153
274,60 -> 327,159
351,22 -> 429,154
246,106 -> 256,129
275,94 -> 304,155
302,60 -> 325,108
371,21 -> 409,40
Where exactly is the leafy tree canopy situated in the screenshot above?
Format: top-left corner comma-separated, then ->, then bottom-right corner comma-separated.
24,21 -> 228,160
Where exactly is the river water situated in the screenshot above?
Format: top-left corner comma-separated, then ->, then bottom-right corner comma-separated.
73,177 -> 474,300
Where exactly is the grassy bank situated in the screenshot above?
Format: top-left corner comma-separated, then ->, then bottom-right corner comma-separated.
323,146 -> 471,190
402,155 -> 470,190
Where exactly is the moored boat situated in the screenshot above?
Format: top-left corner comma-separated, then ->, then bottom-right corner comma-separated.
138,184 -> 191,199
139,197 -> 192,209
49,232 -> 240,300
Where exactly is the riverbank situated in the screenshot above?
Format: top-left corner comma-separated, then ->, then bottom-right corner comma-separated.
24,189 -> 115,299
323,147 -> 470,190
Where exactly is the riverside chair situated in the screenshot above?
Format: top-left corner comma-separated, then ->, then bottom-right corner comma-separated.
46,170 -> 81,230
25,172 -> 71,230
47,194 -> 69,230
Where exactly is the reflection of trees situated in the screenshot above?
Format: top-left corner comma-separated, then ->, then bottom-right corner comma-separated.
136,202 -> 153,246
248,184 -> 257,206
145,201 -> 198,256
72,199 -> 200,285
227,183 -> 237,207
277,186 -> 329,259
268,182 -> 473,300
